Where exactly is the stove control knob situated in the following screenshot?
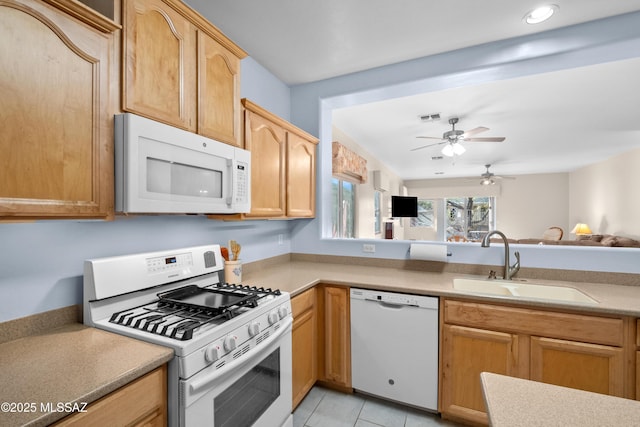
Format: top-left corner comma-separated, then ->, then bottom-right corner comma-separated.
205,345 -> 221,363
248,322 -> 260,337
278,306 -> 288,319
267,310 -> 279,325
223,335 -> 237,352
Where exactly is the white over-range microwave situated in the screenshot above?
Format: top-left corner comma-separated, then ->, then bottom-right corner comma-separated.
115,113 -> 250,214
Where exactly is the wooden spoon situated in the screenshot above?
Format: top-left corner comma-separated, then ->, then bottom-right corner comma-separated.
230,240 -> 241,261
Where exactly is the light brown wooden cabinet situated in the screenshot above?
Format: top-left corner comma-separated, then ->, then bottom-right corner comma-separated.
317,284 -> 351,390
530,336 -> 624,396
291,288 -> 317,409
441,324 -> 521,425
242,99 -> 318,218
243,104 -> 287,217
53,365 -> 167,426
122,0 -> 245,147
440,298 -> 633,425
0,0 -> 119,220
636,319 -> 640,400
286,132 -> 317,217
291,284 -> 351,408
197,31 -> 243,146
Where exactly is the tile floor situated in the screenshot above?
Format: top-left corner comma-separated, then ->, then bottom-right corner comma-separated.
292,386 -> 463,427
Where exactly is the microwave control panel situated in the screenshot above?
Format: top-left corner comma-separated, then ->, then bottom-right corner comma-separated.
236,162 -> 248,203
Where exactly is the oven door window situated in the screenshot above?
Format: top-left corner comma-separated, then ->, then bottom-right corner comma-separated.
214,348 -> 281,427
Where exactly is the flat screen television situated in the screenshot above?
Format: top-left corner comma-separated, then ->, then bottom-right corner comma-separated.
391,196 -> 418,218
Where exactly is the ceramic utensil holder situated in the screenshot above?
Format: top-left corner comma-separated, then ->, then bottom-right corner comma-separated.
224,260 -> 242,284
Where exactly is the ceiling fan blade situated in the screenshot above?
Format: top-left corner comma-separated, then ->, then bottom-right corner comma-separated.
461,126 -> 489,138
416,136 -> 444,140
410,141 -> 446,151
464,137 -> 506,142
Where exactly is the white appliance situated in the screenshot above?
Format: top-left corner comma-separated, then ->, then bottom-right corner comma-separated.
84,245 -> 292,427
115,113 -> 251,214
350,288 -> 439,411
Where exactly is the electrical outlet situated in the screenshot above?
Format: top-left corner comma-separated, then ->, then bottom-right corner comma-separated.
278,234 -> 284,245
362,244 -> 375,253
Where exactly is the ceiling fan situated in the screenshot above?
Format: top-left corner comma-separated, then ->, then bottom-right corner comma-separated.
479,164 -> 516,186
411,117 -> 506,156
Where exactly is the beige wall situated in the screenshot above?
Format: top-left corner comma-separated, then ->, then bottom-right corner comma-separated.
405,173 -> 570,240
569,147 -> 640,239
498,173 -> 570,238
332,127 -> 404,239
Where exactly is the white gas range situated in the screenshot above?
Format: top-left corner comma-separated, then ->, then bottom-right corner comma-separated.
83,245 -> 292,427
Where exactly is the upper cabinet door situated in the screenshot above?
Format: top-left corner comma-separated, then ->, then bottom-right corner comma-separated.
244,110 -> 286,218
122,0 -> 197,131
198,32 -> 242,147
287,133 -> 317,217
0,0 -> 117,219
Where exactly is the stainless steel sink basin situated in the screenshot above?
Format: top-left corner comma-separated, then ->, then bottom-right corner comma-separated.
452,278 -> 598,304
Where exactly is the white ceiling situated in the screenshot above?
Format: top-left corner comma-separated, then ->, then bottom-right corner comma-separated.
332,58 -> 640,180
185,0 -> 640,180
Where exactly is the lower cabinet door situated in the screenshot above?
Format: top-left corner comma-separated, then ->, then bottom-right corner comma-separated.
530,336 -> 624,397
441,324 -> 520,425
292,308 -> 316,408
322,286 -> 351,388
53,365 -> 166,426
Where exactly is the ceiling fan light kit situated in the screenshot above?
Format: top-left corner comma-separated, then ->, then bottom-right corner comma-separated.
479,164 -> 515,186
442,142 -> 465,157
481,178 -> 496,186
413,117 -> 506,155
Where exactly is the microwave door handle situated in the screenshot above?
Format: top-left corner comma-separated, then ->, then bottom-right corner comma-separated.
226,158 -> 234,207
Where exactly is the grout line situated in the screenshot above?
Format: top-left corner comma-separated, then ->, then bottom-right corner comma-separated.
301,389 -> 326,427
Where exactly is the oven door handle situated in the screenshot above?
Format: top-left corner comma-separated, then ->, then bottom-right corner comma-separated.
189,316 -> 293,394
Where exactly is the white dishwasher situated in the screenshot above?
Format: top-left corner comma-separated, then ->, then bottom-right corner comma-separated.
350,288 -> 438,411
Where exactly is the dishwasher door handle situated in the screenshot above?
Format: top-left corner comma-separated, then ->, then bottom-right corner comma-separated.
368,300 -> 418,309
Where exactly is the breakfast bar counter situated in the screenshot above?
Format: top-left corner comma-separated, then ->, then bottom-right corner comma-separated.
480,372 -> 640,426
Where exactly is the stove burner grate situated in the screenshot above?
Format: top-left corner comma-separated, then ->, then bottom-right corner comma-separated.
108,283 -> 281,340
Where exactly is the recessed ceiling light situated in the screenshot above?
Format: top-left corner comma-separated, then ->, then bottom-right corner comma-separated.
523,4 -> 558,24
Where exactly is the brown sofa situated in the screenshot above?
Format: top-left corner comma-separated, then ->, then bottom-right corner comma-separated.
513,234 -> 640,248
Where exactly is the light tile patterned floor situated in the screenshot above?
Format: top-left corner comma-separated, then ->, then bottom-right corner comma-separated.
293,386 -> 463,427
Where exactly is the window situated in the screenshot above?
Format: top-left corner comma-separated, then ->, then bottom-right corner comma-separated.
332,178 -> 355,238
410,199 -> 435,228
446,196 -> 495,241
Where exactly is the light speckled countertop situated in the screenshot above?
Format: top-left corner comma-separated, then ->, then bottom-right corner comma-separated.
243,260 -> 640,316
0,323 -> 173,427
481,372 -> 640,426
2,259 -> 638,427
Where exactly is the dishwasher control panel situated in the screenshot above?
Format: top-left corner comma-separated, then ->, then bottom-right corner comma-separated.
351,288 -> 438,309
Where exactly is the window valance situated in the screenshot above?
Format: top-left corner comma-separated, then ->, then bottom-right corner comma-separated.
332,141 -> 367,184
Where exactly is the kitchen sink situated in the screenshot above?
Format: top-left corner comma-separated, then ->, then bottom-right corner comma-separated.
452,278 -> 598,304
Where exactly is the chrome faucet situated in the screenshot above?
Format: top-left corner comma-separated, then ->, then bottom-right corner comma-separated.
481,230 -> 520,280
